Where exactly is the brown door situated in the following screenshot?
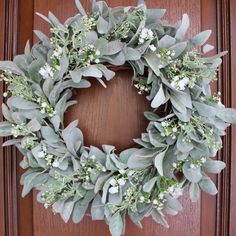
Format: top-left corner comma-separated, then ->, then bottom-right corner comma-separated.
0,0 -> 235,236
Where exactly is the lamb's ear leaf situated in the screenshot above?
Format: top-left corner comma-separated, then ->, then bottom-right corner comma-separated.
0,61 -> 24,75
36,12 -> 51,24
175,14 -> 189,41
199,177 -> 218,195
190,30 -> 212,46
75,0 -> 87,15
109,213 -> 124,236
189,182 -> 201,202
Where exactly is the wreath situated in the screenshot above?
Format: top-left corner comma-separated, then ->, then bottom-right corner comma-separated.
0,1 -> 236,235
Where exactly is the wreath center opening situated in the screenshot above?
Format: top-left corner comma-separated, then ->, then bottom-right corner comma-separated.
65,69 -> 150,152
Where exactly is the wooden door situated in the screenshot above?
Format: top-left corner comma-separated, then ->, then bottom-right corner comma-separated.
0,0 -> 236,236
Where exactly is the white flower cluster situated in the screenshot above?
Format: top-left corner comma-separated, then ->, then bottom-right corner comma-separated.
37,146 -> 59,167
37,97 -> 56,117
39,63 -> 55,80
189,157 -> 207,169
108,170 -> 127,194
160,120 -> 178,139
11,124 -> 32,138
22,138 -> 38,150
52,46 -> 63,58
81,14 -> 97,31
78,44 -> 101,67
157,49 -> 176,69
170,75 -> 190,91
134,78 -> 151,95
78,155 -> 107,185
138,28 -> 154,44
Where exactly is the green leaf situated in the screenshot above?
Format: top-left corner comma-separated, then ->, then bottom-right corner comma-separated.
175,14 -> 190,41
183,162 -> 202,183
125,47 -> 141,61
170,42 -> 187,59
41,126 -> 59,143
154,149 -> 167,176
190,30 -> 212,46
109,213 -> 123,236
72,191 -> 95,223
193,101 -> 217,117
216,108 -> 236,123
143,177 -> 157,193
177,135 -> 193,153
97,16 -> 109,34
0,61 -> 24,75
189,182 -> 200,202
144,112 -> 160,121
91,194 -> 105,220
22,172 -> 48,197
127,148 -> 157,169
202,160 -> 226,174
70,70 -> 82,83
144,52 -> 160,77
199,177 -> 218,195
151,209 -> 169,228
158,35 -> 176,48
96,64 -> 116,80
9,97 -> 38,110
103,41 -> 124,55
2,104 -> 13,122
151,84 -> 165,108
60,200 -> 75,223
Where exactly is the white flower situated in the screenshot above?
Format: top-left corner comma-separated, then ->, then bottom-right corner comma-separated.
95,50 -> 100,56
172,76 -> 179,82
40,108 -> 45,114
109,186 -> 119,194
161,121 -> 167,127
178,77 -> 189,90
128,170 -> 135,176
102,167 -> 107,172
140,28 -> 148,38
139,38 -> 145,44
109,178 -> 117,186
38,151 -> 45,158
139,196 -> 145,203
159,192 -> 165,199
52,47 -> 63,57
42,146 -> 47,152
153,199 -> 158,205
158,64 -> 163,69
117,178 -> 126,186
90,155 -> 96,160
149,44 -> 157,52
167,186 -> 174,194
190,163 -> 196,169
172,162 -> 177,168
95,59 -> 100,63
3,92 -> 8,97
172,127 -> 178,132
148,29 -> 154,38
201,157 -> 207,163
166,50 -> 171,56
39,63 -> 54,79
52,160 -> 60,168
119,169 -> 126,175
41,102 -> 47,108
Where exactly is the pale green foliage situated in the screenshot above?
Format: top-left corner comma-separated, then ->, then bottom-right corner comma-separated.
0,1 -> 235,236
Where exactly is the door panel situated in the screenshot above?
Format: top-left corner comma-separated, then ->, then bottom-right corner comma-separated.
1,0 -> 226,235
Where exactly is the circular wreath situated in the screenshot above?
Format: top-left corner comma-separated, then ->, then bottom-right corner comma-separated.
0,1 -> 236,235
